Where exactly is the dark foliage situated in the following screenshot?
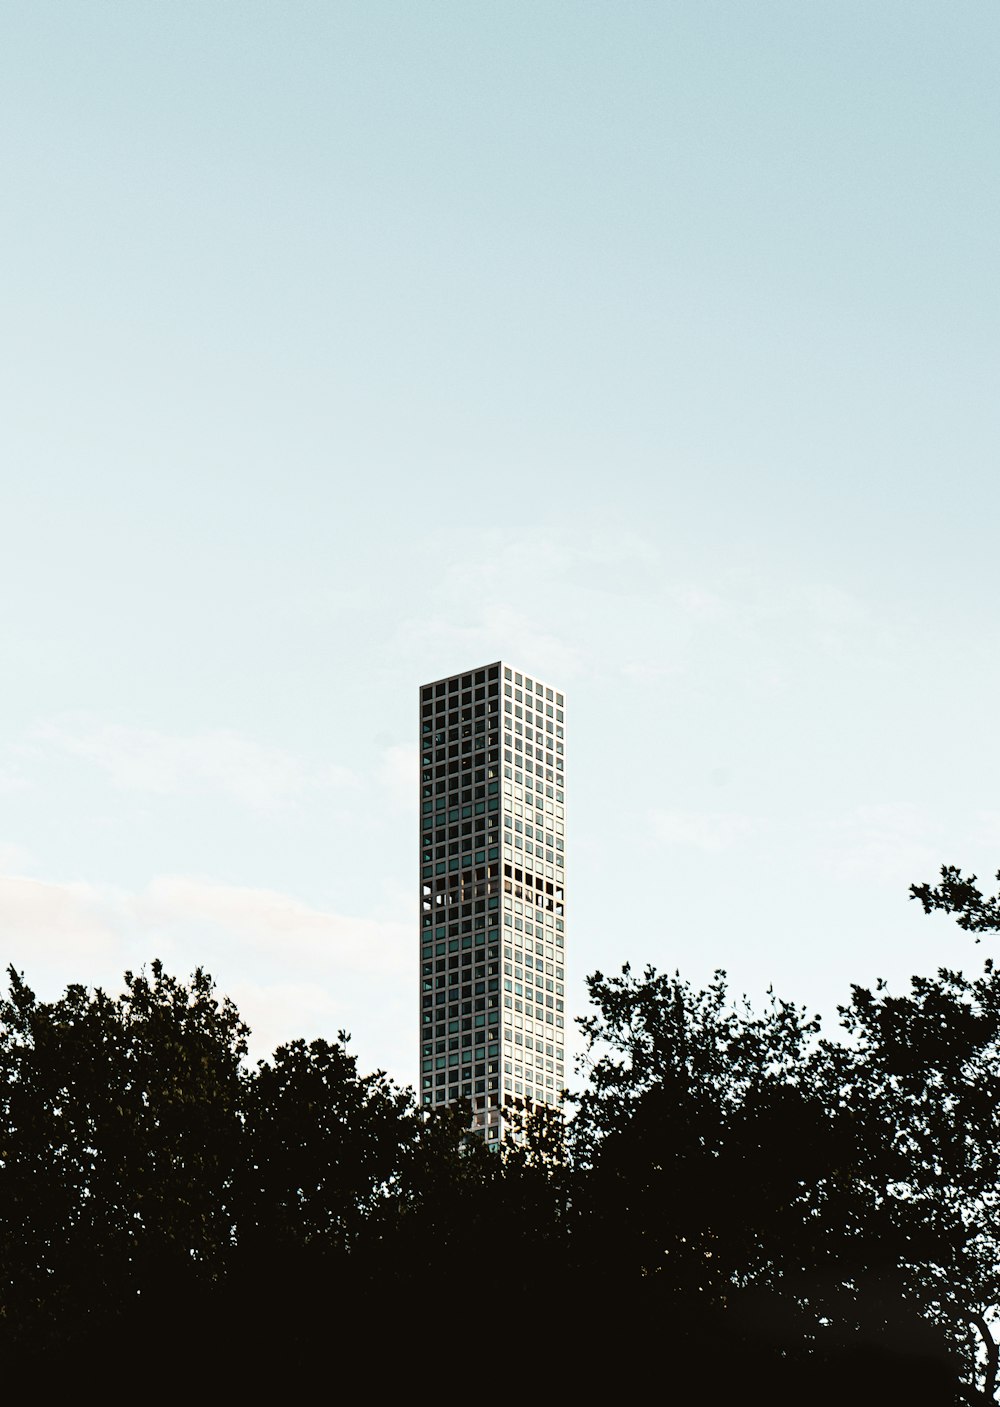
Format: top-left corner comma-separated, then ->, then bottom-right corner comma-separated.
0,867 -> 997,1402
911,866 -> 1000,938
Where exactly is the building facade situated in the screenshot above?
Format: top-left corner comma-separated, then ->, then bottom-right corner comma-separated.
418,661 -> 567,1140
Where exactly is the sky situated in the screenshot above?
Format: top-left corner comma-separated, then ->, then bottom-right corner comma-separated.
2,1 -> 999,1086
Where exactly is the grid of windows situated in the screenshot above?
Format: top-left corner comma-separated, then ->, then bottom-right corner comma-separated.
419,662 -> 566,1138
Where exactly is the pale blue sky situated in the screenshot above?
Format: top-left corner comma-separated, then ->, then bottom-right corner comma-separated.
2,2 -> 998,1082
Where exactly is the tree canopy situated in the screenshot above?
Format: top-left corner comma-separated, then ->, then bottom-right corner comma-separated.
0,866 -> 997,1402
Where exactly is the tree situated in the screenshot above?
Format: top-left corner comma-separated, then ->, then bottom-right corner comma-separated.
0,961 -> 248,1363
908,864 -> 1000,1401
240,1033 -> 414,1253
3,863 -> 999,1404
563,957 -> 994,1403
911,866 -> 1000,939
0,965 -> 427,1383
834,961 -> 1000,1405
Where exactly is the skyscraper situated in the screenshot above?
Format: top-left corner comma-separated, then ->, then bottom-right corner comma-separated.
418,662 -> 567,1141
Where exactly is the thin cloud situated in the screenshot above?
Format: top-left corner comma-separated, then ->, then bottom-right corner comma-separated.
0,873 -> 122,965
138,875 -> 408,975
821,803 -> 943,887
0,871 -> 408,986
29,720 -> 355,811
0,867 -> 411,1072
0,843 -> 35,876
407,604 -> 583,683
226,980 -> 354,1059
650,809 -> 764,853
380,742 -> 416,811
394,525 -> 648,682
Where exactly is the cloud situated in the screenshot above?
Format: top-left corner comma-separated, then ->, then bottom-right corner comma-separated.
0,843 -> 35,875
0,867 -> 412,1074
29,720 -> 355,810
0,873 -> 122,965
650,809 -> 764,853
395,524 -> 880,708
822,804 -> 943,887
225,980 -> 350,1056
406,603 -> 583,684
968,812 -> 1000,855
138,875 -> 409,975
380,743 -> 416,811
392,525 -> 649,683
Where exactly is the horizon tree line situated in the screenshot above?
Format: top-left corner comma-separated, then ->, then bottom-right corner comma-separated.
0,863 -> 998,1403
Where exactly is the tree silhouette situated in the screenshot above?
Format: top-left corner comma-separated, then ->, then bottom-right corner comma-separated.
0,961 -> 247,1362
0,866 -> 997,1402
564,965 -> 963,1402
907,864 -> 1000,1401
911,865 -> 1000,939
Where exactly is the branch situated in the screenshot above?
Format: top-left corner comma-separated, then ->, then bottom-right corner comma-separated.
910,866 -> 1000,940
971,1312 -> 999,1405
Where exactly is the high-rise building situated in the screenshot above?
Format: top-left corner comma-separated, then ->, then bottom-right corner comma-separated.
418,661 -> 567,1141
